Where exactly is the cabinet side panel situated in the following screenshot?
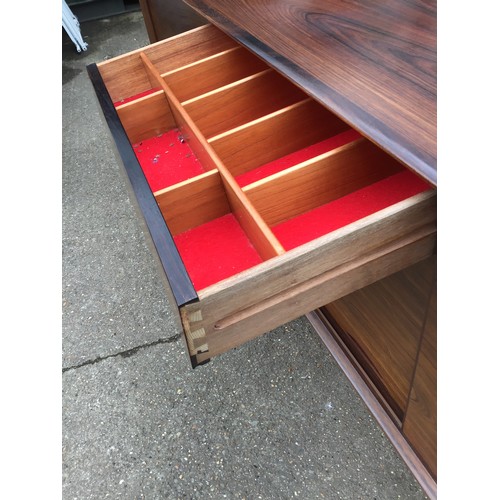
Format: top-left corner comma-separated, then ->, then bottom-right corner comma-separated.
403,275 -> 437,479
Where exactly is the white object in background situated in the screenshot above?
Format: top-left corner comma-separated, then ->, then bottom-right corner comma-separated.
62,0 -> 88,52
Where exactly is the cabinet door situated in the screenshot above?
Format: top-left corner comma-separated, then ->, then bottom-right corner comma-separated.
323,257 -> 435,421
403,277 -> 437,479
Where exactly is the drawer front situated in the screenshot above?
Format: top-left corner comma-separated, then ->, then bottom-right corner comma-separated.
183,223 -> 435,364
88,24 -> 437,367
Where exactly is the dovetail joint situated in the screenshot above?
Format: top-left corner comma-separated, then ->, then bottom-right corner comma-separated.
188,310 -> 203,322
181,308 -> 208,354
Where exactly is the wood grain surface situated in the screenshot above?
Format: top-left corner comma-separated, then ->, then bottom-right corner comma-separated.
309,309 -> 437,500
116,92 -> 176,143
191,226 -> 436,363
403,264 -> 437,479
164,46 -> 269,102
184,191 -> 436,329
324,256 -> 435,420
184,0 -> 437,185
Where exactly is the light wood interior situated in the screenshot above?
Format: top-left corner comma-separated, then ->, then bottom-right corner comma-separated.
98,24 -> 435,289
97,24 -> 237,102
154,170 -> 229,236
116,91 -> 175,144
207,99 -> 351,176
183,69 -> 308,138
164,46 -> 269,102
143,24 -> 237,75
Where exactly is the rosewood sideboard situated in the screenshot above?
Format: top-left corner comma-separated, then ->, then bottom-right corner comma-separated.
88,1 -> 437,497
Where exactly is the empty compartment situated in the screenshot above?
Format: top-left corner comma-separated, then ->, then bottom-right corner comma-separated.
207,99 -> 351,178
183,69 -> 308,138
115,90 -> 175,144
164,46 -> 269,103
244,138 -> 433,250
133,128 -> 206,192
113,90 -> 209,190
154,171 -> 265,291
144,24 -> 237,75
236,128 -> 363,187
97,24 -> 237,104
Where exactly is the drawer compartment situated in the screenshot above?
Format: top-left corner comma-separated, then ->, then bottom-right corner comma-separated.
88,24 -> 436,367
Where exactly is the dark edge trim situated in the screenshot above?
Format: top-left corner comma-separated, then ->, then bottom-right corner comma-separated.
306,310 -> 437,500
184,0 -> 436,187
86,63 -> 198,307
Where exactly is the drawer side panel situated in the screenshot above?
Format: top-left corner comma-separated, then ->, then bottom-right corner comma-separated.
87,63 -> 197,307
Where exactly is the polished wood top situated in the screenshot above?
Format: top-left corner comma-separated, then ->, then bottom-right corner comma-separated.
184,0 -> 436,185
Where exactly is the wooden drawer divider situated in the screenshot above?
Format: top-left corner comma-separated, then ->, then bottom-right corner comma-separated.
163,45 -> 270,102
111,43 -> 435,289
92,27 -> 436,368
138,50 -> 285,260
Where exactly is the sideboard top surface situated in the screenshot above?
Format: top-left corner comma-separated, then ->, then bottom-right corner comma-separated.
184,0 -> 437,186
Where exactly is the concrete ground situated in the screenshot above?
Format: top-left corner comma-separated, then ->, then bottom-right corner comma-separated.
62,10 -> 428,500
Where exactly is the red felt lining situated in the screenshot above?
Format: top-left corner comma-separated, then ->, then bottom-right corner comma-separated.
235,128 -> 362,187
272,170 -> 431,251
133,129 -> 205,192
114,87 -> 161,106
173,213 -> 263,291
129,118 -> 430,288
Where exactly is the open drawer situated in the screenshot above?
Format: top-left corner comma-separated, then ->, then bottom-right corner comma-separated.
88,24 -> 436,367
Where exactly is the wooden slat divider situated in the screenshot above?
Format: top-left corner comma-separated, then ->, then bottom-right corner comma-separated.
183,69 -> 308,138
244,138 -> 403,226
162,45 -> 269,102
142,24 -> 238,74
207,98 -> 351,176
162,46 -> 241,77
96,24 -> 232,102
154,170 -> 230,236
115,91 -> 176,144
207,99 -> 309,143
181,69 -> 273,106
138,51 -> 285,260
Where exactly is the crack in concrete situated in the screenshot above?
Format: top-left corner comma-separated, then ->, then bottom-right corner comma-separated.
62,334 -> 182,373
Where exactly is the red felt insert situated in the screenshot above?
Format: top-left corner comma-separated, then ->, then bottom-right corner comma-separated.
174,213 -> 263,291
273,170 -> 431,251
114,87 -> 161,106
235,128 -> 362,187
133,129 -> 205,192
